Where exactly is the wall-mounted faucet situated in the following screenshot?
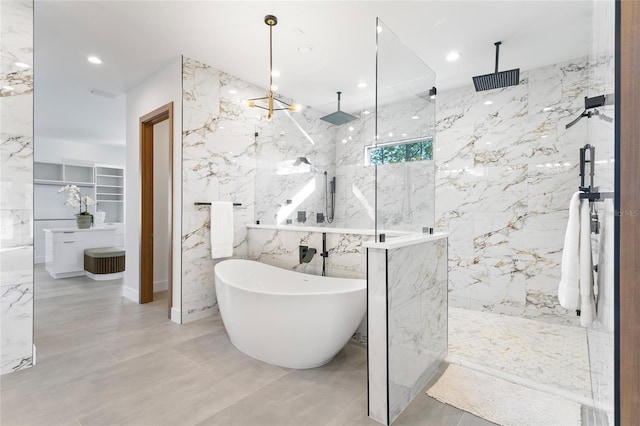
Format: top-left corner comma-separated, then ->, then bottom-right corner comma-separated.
299,245 -> 316,263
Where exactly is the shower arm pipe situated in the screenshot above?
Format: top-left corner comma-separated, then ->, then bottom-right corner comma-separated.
494,41 -> 501,73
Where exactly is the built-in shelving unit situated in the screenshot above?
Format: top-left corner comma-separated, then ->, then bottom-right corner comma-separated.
95,166 -> 124,223
33,162 -> 125,263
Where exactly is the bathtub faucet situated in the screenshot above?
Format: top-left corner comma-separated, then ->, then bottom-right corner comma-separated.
299,245 -> 317,263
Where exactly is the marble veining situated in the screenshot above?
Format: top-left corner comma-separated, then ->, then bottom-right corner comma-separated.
1,0 -> 33,375
435,57 -> 604,326
387,238 -> 447,423
448,307 -> 592,400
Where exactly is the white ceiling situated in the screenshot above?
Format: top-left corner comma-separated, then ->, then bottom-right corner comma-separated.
34,1 -> 593,147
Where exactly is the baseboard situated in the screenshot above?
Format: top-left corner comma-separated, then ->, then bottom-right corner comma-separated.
182,305 -> 218,323
154,279 -> 168,292
171,307 -> 181,324
122,285 -> 139,303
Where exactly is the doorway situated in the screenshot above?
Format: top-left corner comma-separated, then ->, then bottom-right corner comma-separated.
139,102 -> 173,317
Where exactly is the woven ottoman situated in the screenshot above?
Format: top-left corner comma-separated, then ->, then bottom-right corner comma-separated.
84,247 -> 125,281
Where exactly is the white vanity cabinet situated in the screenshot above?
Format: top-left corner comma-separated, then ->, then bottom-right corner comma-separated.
44,227 -> 117,279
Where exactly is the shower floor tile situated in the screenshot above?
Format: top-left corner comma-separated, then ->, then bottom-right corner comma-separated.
448,307 -> 592,401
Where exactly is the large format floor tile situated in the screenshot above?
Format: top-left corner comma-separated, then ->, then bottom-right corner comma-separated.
1,266 -> 556,426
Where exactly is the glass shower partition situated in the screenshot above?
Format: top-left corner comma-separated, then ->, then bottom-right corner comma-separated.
374,18 -> 436,241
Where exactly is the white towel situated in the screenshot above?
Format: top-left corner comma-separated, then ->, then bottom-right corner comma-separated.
210,201 -> 233,259
558,192 -> 596,326
596,199 -> 614,332
578,199 -> 596,326
558,192 -> 581,310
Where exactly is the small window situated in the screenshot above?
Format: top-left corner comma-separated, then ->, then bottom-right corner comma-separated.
365,138 -> 433,166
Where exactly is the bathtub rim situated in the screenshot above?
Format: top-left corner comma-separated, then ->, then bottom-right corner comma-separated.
214,258 -> 365,297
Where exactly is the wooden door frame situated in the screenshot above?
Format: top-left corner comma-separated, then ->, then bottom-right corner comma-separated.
617,1 -> 640,424
139,102 -> 174,316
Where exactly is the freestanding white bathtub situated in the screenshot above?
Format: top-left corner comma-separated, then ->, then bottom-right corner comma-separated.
214,259 -> 366,369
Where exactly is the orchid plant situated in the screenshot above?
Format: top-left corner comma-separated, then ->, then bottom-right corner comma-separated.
58,185 -> 96,216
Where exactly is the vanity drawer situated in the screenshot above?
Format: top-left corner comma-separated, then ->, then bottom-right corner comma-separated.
52,231 -> 85,243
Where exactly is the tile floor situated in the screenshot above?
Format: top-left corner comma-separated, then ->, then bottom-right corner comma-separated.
0,266 -> 494,426
448,307 -> 592,401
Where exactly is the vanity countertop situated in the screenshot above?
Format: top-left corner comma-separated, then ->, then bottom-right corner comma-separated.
43,226 -> 117,233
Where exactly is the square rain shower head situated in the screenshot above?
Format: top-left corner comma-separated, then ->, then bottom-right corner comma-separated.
320,110 -> 359,126
472,68 -> 520,92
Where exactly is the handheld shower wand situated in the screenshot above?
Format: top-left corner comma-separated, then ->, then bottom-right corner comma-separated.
324,171 -> 335,223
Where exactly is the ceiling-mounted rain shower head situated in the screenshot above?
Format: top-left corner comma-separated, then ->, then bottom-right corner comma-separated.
472,41 -> 520,92
293,156 -> 312,166
320,92 -> 359,126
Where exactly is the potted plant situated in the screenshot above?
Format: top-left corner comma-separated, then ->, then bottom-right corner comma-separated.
59,184 -> 96,229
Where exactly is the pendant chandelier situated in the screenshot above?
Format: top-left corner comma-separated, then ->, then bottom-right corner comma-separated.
244,15 -> 302,120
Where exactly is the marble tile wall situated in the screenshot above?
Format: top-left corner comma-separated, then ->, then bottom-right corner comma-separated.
181,57 -> 353,322
367,237 -> 448,425
247,227 -> 371,279
435,57 -> 596,326
0,0 -> 34,375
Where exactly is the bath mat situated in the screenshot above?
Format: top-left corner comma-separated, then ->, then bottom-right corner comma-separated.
426,364 -> 581,426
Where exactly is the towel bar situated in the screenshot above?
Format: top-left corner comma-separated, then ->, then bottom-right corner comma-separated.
195,202 -> 241,206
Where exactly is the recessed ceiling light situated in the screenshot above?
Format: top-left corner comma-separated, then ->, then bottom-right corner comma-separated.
228,89 -> 237,94
271,70 -> 280,78
342,138 -> 348,144
484,100 -> 493,106
87,56 -> 102,64
357,82 -> 367,88
401,133 -> 407,137
388,132 -> 393,137
14,62 -> 30,69
563,162 -> 571,166
363,110 -> 371,115
543,107 -> 554,112
271,84 -> 278,92
486,142 -> 492,145
348,126 -> 354,131
411,115 -> 419,120
377,26 -> 383,34
219,126 -> 225,130
446,51 -> 460,62
541,135 -> 548,138
2,86 -> 14,91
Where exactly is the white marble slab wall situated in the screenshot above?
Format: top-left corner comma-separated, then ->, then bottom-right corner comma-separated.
182,56 -> 346,322
586,0 -> 615,418
435,57 -> 596,326
1,0 -> 34,375
253,108 -> 337,226
247,227 -> 370,279
367,237 -> 448,425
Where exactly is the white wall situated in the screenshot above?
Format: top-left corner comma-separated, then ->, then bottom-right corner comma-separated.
153,120 -> 170,292
35,138 -> 125,167
125,56 -> 182,323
